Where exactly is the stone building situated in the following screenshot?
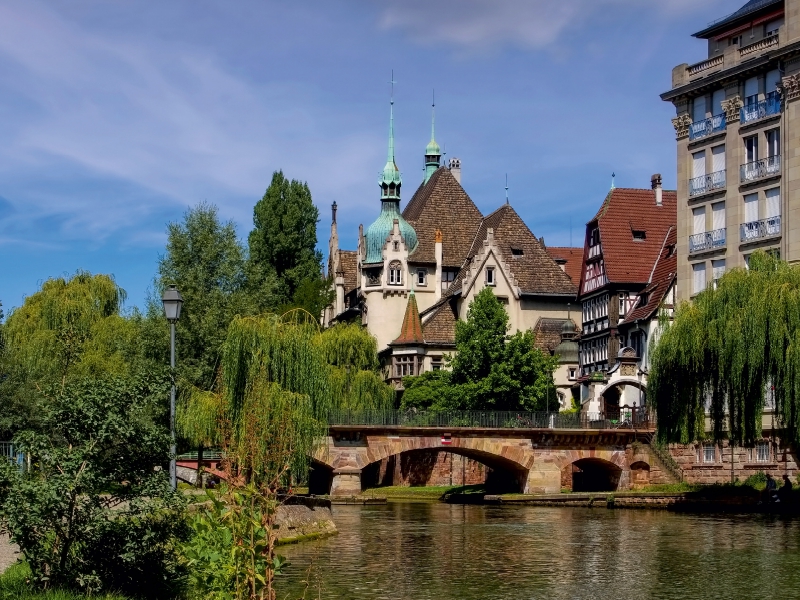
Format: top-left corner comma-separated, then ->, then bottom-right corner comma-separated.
576,178 -> 677,415
325,97 -> 582,403
662,0 -> 800,301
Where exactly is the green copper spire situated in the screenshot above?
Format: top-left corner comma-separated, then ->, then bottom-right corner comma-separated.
380,71 -> 402,200
424,90 -> 441,184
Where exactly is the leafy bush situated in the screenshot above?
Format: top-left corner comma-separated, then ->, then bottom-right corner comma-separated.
743,471 -> 768,489
0,375 -> 189,598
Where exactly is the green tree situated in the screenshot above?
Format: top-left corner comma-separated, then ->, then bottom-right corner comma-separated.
0,375 -> 188,597
248,171 -> 324,312
651,251 -> 800,446
401,288 -> 558,411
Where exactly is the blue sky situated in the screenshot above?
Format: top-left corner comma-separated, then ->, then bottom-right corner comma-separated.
0,0 -> 737,314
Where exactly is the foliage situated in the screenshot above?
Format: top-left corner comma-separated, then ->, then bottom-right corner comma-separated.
0,272 -> 140,438
650,252 -> 800,445
0,376 -> 188,598
401,289 -> 558,411
743,471 -> 768,488
0,562 -> 131,600
247,171 -> 324,314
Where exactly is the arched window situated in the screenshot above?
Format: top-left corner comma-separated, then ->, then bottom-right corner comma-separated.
388,260 -> 402,285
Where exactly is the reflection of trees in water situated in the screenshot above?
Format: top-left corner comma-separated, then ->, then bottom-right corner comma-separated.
279,505 -> 800,599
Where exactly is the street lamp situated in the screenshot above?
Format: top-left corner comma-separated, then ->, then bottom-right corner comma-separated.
161,284 -> 183,491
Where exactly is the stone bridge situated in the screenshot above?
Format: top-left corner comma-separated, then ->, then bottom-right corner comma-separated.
311,419 -> 659,496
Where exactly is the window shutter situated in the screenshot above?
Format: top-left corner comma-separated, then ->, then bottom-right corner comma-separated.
712,259 -> 726,281
693,263 -> 706,294
712,89 -> 725,116
744,193 -> 759,223
712,145 -> 725,173
745,77 -> 759,100
692,150 -> 706,178
712,202 -> 725,231
693,207 -> 706,234
766,188 -> 780,218
766,69 -> 781,93
692,96 -> 707,122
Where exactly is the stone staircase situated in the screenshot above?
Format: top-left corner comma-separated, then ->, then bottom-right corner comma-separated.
643,433 -> 683,483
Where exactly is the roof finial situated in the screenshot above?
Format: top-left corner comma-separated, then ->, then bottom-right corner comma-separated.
431,90 -> 436,142
388,70 -> 396,164
611,172 -> 616,190
505,174 -> 509,205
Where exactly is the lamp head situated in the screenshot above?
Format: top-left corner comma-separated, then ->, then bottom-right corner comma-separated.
161,284 -> 183,323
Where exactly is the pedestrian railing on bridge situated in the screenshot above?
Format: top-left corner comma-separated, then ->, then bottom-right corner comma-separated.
326,408 -> 653,430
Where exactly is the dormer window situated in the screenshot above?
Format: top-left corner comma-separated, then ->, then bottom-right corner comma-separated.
511,248 -> 524,257
486,267 -> 496,286
632,230 -> 646,241
389,260 -> 402,285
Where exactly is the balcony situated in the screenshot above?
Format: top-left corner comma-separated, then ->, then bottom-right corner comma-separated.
739,34 -> 779,59
689,169 -> 726,197
689,228 -> 726,254
686,55 -> 723,79
740,93 -> 781,125
689,114 -> 726,142
740,155 -> 780,183
741,216 -> 781,243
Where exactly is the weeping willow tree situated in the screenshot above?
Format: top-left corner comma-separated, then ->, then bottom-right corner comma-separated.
650,251 -> 800,446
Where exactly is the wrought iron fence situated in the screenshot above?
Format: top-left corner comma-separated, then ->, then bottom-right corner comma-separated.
0,442 -> 26,471
740,93 -> 781,124
740,155 -> 781,183
327,409 -> 653,430
689,169 -> 726,197
689,114 -> 726,141
688,227 -> 726,254
740,216 -> 781,243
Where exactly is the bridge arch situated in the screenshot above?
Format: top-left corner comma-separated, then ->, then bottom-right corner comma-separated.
554,449 -> 629,492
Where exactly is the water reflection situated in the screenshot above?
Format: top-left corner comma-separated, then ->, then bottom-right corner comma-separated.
279,503 -> 800,600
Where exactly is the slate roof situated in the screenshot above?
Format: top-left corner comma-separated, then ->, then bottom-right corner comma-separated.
585,188 -> 677,288
620,227 -> 677,326
420,300 -> 458,345
403,167 -> 484,267
545,246 -> 583,286
533,317 -> 576,353
392,292 -> 424,345
693,0 -> 782,39
452,204 -> 578,297
333,250 -> 359,296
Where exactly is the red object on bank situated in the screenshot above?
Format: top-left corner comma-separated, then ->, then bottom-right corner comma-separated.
441,433 -> 452,445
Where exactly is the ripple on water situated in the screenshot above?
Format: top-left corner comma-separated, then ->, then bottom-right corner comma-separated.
278,503 -> 800,600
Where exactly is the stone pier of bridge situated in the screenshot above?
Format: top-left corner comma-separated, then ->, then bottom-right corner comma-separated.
312,425 -> 657,496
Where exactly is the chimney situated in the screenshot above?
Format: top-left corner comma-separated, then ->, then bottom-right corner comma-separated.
652,173 -> 663,206
449,157 -> 461,184
331,201 -> 337,224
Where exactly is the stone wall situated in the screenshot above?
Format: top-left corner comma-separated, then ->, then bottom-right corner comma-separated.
369,451 -> 487,487
274,503 -> 337,544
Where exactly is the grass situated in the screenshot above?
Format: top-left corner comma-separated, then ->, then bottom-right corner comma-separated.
0,563 -> 131,600
360,484 -> 485,499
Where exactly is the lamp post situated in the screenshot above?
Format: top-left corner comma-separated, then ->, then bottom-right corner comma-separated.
161,284 -> 183,491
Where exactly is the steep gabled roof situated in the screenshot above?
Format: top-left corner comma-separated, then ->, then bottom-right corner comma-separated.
403,167 -> 484,267
392,292 -> 424,345
545,246 -> 583,286
585,188 -> 677,288
621,227 -> 677,325
693,0 -> 782,39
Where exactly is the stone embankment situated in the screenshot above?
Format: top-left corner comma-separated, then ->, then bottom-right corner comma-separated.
275,497 -> 337,544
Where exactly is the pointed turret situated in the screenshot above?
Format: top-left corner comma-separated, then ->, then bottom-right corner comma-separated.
424,93 -> 441,183
380,77 -> 402,201
393,291 -> 424,345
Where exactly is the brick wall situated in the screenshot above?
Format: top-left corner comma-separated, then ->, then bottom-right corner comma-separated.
372,450 -> 487,487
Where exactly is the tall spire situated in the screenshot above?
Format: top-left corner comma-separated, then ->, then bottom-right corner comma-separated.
424,89 -> 442,184
505,174 -> 509,205
611,172 -> 616,190
380,71 -> 402,201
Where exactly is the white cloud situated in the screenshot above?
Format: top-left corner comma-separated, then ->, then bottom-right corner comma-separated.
377,0 -> 728,49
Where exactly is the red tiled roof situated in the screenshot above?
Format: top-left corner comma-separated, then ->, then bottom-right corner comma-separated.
621,227 -> 677,325
545,246 -> 583,286
583,188 -> 677,289
403,167 -> 484,267
392,292 -> 424,345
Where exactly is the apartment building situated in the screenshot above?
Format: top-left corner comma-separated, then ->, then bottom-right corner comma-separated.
661,0 -> 800,300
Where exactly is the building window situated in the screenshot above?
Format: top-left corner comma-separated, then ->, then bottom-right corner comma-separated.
767,129 -> 780,158
417,269 -> 427,287
692,262 -> 706,295
712,259 -> 726,289
486,267 -> 496,286
744,135 -> 758,163
388,261 -> 402,285
393,241 -> 399,251
632,230 -> 646,241
441,269 -> 457,292
751,441 -> 771,463
702,443 -> 715,464
569,368 -> 576,381
729,35 -> 742,46
394,355 -> 417,378
766,18 -> 783,37
431,357 -> 442,371
511,248 -> 524,257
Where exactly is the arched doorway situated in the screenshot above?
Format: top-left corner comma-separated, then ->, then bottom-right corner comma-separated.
570,458 -> 622,492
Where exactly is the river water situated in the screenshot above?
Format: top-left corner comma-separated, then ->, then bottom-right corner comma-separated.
278,502 -> 800,600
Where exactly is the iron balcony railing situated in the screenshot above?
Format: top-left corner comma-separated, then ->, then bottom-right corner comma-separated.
741,216 -> 781,243
327,409 -> 653,430
689,227 -> 726,254
689,169 -> 726,196
689,113 -> 726,141
740,155 -> 781,183
740,92 -> 781,124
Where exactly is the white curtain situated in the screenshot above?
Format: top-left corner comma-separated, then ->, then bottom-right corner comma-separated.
712,145 -> 725,173
693,207 -> 706,234
693,150 -> 706,178
693,96 -> 707,122
766,188 -> 780,218
744,193 -> 759,223
693,263 -> 706,294
712,202 -> 725,231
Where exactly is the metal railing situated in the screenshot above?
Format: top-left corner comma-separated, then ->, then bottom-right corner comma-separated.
689,227 -> 726,254
741,216 -> 781,242
740,92 -> 781,124
327,409 -> 654,430
689,114 -> 726,141
740,155 -> 781,183
0,442 -> 26,471
689,169 -> 726,196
